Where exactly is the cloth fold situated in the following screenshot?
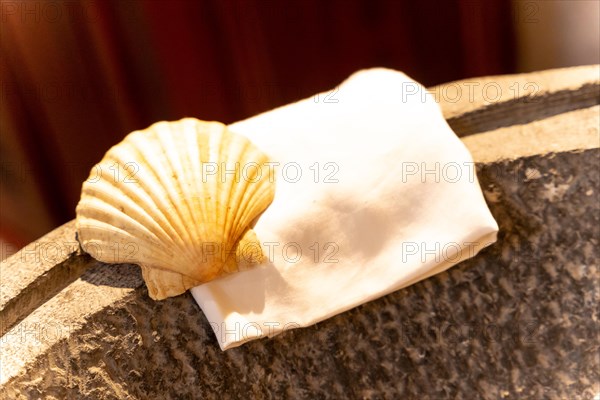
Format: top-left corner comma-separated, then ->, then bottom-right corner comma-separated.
190,68 -> 499,350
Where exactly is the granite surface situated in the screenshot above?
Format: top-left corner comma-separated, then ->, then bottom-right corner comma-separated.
2,65 -> 599,398
2,148 -> 598,399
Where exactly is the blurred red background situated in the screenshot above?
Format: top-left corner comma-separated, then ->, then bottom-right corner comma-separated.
1,0 -> 597,253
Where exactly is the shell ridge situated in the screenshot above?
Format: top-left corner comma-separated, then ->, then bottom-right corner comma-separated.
152,123 -> 197,249
84,171 -> 176,246
228,157 -> 273,241
181,121 -> 206,267
77,200 -> 167,255
208,127 -> 228,266
192,128 -> 218,268
221,137 -> 251,255
155,121 -> 201,267
125,131 -> 192,251
186,123 -> 221,268
78,219 -> 174,266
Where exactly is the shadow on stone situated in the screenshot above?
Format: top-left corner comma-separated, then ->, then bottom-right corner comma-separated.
80,261 -> 144,289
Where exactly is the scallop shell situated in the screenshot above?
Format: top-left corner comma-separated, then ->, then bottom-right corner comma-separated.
75,118 -> 275,300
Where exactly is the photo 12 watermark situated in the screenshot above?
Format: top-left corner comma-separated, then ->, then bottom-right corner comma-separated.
1,321 -> 79,345
3,239 -> 80,265
400,161 -> 476,184
77,239 -> 341,265
400,240 -> 494,264
208,321 -> 301,344
83,160 -> 341,185
401,81 -> 540,105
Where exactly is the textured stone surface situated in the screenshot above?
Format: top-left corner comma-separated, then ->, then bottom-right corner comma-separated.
433,64 -> 600,135
1,66 -> 599,399
0,221 -> 91,335
2,148 -> 598,399
462,105 -> 599,163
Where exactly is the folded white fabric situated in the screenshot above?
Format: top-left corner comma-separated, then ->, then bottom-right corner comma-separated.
190,68 -> 499,350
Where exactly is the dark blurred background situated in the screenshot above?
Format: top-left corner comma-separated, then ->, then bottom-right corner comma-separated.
1,0 -> 599,253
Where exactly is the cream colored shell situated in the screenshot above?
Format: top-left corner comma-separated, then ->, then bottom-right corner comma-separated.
75,118 -> 275,300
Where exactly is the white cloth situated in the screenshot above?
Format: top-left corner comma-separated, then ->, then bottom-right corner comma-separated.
190,68 -> 499,350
